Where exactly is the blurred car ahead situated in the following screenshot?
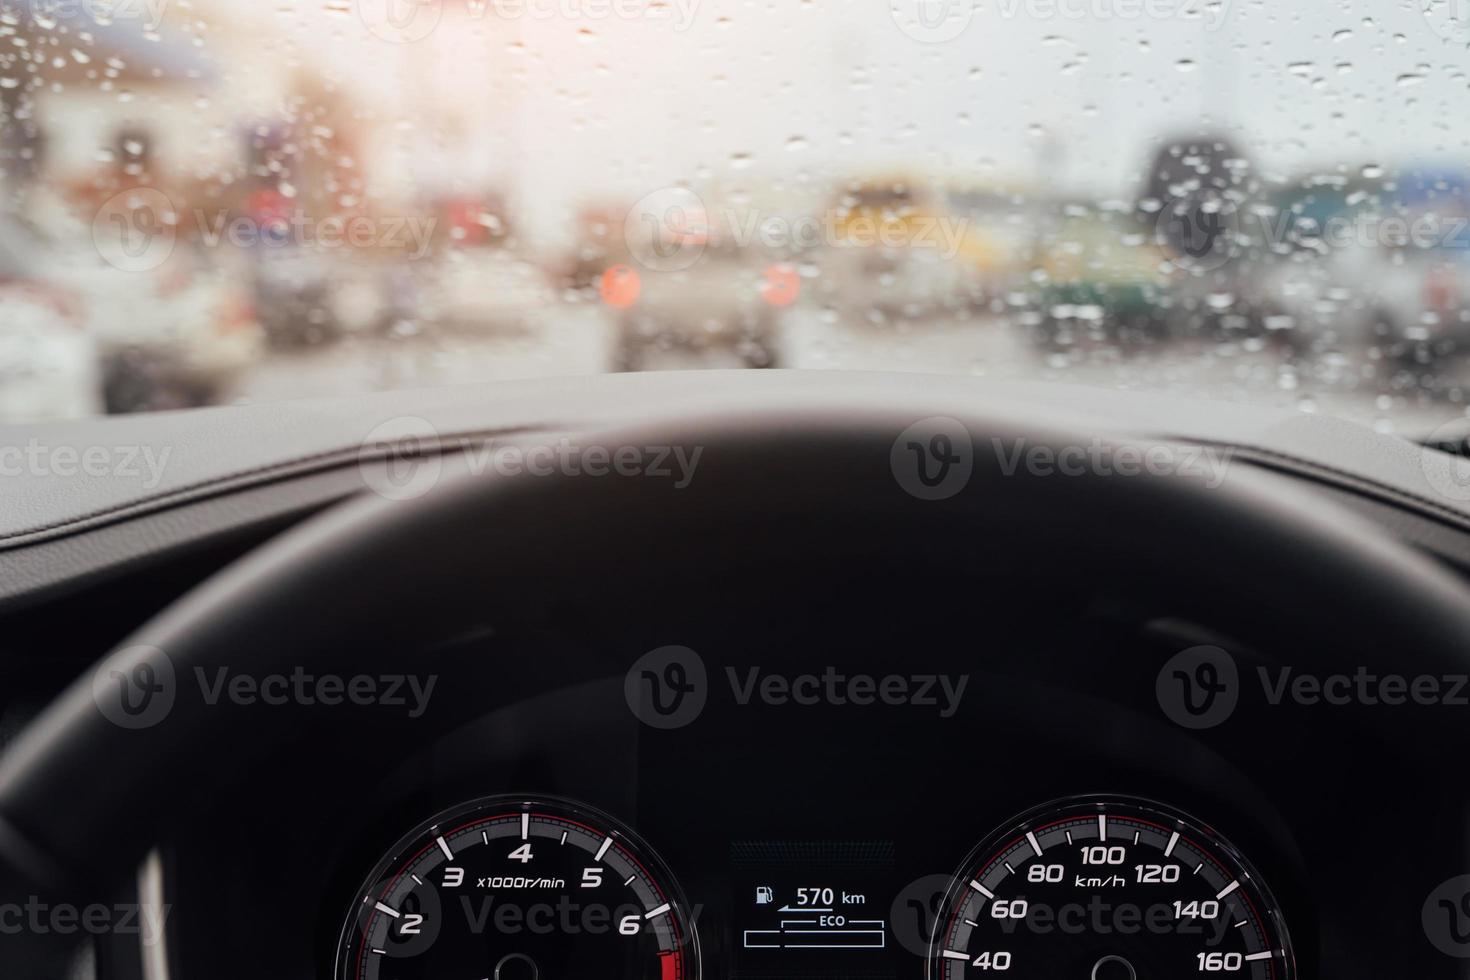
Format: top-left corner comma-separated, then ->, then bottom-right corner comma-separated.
73,245 -> 262,414
0,219 -> 101,421
1023,210 -> 1172,349
416,249 -> 552,336
605,240 -> 788,372
816,178 -> 978,325
1262,238 -> 1470,364
560,204 -> 634,294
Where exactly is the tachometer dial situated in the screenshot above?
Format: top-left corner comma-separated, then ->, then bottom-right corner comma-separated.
337,795 -> 698,980
929,796 -> 1294,980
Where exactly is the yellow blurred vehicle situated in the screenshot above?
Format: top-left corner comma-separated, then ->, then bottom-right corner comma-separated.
816,178 -> 993,325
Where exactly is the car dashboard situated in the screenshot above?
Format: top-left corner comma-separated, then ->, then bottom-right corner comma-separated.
0,372 -> 1468,980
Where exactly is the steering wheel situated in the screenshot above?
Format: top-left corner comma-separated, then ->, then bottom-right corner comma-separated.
2,396 -> 1468,977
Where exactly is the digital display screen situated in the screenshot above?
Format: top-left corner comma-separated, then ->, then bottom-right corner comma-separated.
730,842 -> 903,980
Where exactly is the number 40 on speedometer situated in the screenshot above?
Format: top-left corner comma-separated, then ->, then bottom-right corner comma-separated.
927,796 -> 1295,980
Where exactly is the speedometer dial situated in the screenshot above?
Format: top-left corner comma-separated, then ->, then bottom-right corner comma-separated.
336,795 -> 698,980
929,797 -> 1294,980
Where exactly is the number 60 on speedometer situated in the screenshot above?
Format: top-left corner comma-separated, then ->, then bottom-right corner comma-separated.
927,796 -> 1295,980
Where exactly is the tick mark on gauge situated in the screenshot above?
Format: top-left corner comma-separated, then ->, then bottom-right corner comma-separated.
1244,951 -> 1274,962
1025,831 -> 1043,856
645,903 -> 672,920
968,879 -> 994,898
1216,880 -> 1240,900
1098,814 -> 1107,840
594,836 -> 613,862
1164,831 -> 1179,857
521,813 -> 529,840
942,950 -> 970,961
623,874 -> 637,886
411,874 -> 424,886
374,902 -> 401,919
1003,862 -> 1016,874
560,831 -> 568,846
436,836 -> 454,860
370,948 -> 387,956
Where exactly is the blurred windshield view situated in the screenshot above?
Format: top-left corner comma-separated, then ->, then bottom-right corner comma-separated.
3,0 -> 1470,432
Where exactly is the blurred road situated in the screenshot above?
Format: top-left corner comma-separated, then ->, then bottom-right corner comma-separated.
230,307 -> 1465,437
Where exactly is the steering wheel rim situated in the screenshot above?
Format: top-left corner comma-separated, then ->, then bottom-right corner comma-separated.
1,396 -> 1467,924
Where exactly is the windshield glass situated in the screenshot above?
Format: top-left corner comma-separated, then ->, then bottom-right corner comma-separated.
1,0 -> 1467,434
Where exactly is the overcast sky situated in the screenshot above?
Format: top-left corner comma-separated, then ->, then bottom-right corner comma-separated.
220,0 -> 1470,239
